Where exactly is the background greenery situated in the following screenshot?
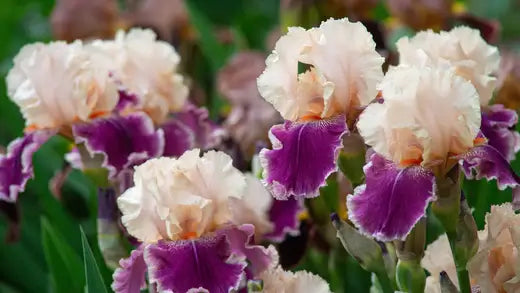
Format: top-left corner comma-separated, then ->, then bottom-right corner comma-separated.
0,0 -> 519,292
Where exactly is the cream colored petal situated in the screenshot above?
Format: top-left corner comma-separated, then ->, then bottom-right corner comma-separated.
303,18 -> 384,117
230,174 -> 273,238
6,41 -> 118,129
117,150 -> 247,242
421,234 -> 458,287
358,64 -> 480,166
257,18 -> 383,121
89,28 -> 188,123
397,26 -> 500,106
257,27 -> 313,121
287,271 -> 332,293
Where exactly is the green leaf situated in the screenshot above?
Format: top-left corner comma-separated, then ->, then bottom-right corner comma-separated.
41,217 -> 84,293
81,227 -> 108,293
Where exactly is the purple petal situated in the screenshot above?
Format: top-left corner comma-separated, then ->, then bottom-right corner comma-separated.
0,131 -> 53,202
347,154 -> 435,241
115,89 -> 139,113
480,105 -> 520,162
260,116 -> 347,199
72,112 -> 164,178
112,245 -> 147,293
218,224 -> 275,276
264,198 -> 303,242
145,233 -> 246,293
160,115 -> 195,157
460,144 -> 520,190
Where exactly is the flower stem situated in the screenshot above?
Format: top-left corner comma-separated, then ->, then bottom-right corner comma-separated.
432,167 -> 476,293
374,269 -> 394,293
446,232 -> 472,293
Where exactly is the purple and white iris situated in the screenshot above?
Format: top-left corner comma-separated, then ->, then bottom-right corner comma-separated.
0,28 -> 225,203
112,150 -> 276,292
348,27 -> 520,241
257,18 -> 384,199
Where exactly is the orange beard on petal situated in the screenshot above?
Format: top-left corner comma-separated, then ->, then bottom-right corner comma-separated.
24,124 -> 39,132
298,114 -> 322,122
89,110 -> 109,119
180,231 -> 198,240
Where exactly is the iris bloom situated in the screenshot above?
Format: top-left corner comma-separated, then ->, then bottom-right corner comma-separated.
349,63 -> 520,241
0,28 -> 221,202
257,18 -> 384,199
397,26 -> 520,162
423,203 -> 520,293
112,150 -> 275,292
257,254 -> 332,293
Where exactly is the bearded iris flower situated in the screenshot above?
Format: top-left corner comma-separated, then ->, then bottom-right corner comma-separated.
112,150 -> 276,293
348,60 -> 520,241
0,28 -> 222,202
257,18 -> 384,200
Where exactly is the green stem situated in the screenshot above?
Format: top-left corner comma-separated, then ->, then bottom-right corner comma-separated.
446,232 -> 472,293
375,270 -> 394,293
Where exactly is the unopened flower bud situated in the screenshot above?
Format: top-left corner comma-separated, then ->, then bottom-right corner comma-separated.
394,218 -> 426,292
452,196 -> 478,266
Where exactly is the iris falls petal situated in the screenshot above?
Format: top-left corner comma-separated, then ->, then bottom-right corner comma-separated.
72,112 -> 164,178
260,116 -> 347,199
0,131 -> 53,202
347,154 -> 435,241
145,233 -> 246,293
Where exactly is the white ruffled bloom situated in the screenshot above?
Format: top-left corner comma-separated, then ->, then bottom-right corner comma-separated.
357,64 -> 481,168
422,234 -> 458,292
423,204 -> 520,293
397,26 -> 500,105
467,203 -> 520,293
117,149 -> 246,243
257,18 -> 384,121
6,41 -> 118,129
88,28 -> 188,123
230,174 -> 273,239
259,262 -> 331,293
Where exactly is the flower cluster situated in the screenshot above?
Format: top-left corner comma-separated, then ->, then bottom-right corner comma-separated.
3,12 -> 520,293
0,28 -> 221,202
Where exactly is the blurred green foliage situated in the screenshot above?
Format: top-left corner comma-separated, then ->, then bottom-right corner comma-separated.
0,0 -> 519,292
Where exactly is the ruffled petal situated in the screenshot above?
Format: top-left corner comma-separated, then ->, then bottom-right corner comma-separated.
144,233 -> 246,293
459,144 -> 520,190
0,131 -> 53,202
72,112 -> 164,178
260,116 -> 347,199
481,104 -> 520,162
161,104 -> 224,157
160,115 -> 194,157
265,198 -> 303,242
111,245 -> 147,293
347,154 -> 435,241
218,224 -> 276,276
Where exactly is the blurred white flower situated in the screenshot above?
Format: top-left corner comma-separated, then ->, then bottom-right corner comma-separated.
397,26 -> 500,105
6,41 -> 118,129
422,234 -> 458,292
88,28 -> 188,123
257,18 -> 384,121
117,149 -> 246,243
468,203 -> 520,293
423,204 -> 520,293
259,259 -> 332,293
357,64 -> 480,169
230,174 -> 273,239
